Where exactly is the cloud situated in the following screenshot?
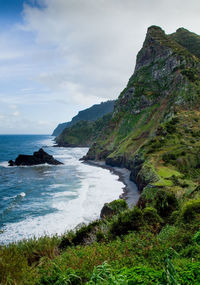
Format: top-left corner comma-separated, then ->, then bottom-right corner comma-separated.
0,0 -> 200,133
13,111 -> 20,116
21,0 -> 200,101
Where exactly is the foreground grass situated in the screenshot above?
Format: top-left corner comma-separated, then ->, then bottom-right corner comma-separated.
1,201 -> 200,284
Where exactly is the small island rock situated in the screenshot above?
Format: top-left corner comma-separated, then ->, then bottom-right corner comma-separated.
9,148 -> 63,166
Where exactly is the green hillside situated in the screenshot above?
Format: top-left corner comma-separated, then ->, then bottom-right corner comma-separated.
170,27 -> 200,59
56,113 -> 112,147
52,100 -> 115,136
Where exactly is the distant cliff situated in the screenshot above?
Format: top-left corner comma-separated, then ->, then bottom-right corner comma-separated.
55,113 -> 112,147
52,100 -> 115,136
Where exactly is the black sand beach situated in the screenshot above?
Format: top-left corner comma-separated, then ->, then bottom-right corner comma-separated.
84,160 -> 140,208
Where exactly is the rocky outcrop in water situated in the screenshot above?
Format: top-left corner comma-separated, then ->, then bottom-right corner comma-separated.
9,148 -> 63,166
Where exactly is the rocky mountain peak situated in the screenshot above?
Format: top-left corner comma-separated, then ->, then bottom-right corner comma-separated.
114,26 -> 200,116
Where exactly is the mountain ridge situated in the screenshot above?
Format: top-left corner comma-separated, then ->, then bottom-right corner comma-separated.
83,25 -> 200,198
52,100 -> 115,136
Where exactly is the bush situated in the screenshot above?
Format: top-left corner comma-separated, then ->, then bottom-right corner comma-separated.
110,207 -> 143,236
87,263 -> 164,284
169,210 -> 179,224
58,236 -> 72,250
180,244 -> 200,258
162,153 -> 177,163
100,199 -> 128,219
143,207 -> 163,226
38,262 -> 81,285
193,230 -> 200,245
72,221 -> 100,245
154,189 -> 178,218
181,199 -> 200,223
109,199 -> 128,213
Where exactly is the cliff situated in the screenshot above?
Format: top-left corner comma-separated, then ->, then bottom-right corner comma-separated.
55,113 -> 112,147
52,100 -> 115,136
84,26 -> 200,200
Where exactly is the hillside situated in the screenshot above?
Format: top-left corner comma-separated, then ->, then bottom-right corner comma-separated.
170,27 -> 200,59
52,100 -> 115,136
85,26 -> 200,195
1,26 -> 200,284
56,113 -> 112,147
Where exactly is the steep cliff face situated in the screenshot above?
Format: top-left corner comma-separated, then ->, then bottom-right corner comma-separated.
85,26 -> 200,199
56,113 -> 112,147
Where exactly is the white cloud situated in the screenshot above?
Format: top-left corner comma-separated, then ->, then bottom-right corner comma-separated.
13,111 -> 20,117
21,0 -> 200,102
0,0 -> 200,133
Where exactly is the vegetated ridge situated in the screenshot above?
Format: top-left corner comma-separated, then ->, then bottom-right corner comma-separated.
85,25 -> 200,196
52,100 -> 115,136
1,26 -> 200,284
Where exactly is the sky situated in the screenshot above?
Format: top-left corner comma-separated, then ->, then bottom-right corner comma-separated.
0,0 -> 200,134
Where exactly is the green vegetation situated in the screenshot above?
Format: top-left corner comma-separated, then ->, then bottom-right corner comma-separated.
52,100 -> 115,136
56,113 -> 112,147
1,200 -> 200,284
170,27 -> 200,59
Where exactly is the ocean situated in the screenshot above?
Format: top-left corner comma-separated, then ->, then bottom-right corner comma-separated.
0,135 -> 124,244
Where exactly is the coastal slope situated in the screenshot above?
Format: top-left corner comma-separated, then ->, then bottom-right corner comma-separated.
52,100 -> 115,136
84,26 -> 200,199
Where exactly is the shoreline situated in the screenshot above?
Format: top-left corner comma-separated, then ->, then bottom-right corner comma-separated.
83,160 -> 140,208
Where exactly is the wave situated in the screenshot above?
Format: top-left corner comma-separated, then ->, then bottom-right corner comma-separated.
0,147 -> 125,245
0,161 -> 9,168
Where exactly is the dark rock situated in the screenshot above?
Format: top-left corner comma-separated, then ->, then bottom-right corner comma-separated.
100,203 -> 115,219
8,160 -> 15,166
9,148 -> 63,166
106,156 -> 125,167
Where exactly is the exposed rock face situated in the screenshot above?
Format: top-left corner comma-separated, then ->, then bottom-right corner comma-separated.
100,203 -> 115,219
9,148 -> 63,166
83,25 -> 200,198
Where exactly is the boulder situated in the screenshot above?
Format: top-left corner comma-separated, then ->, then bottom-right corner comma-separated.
9,148 -> 63,166
100,203 -> 115,219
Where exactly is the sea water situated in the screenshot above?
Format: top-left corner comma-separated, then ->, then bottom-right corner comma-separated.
0,135 -> 124,244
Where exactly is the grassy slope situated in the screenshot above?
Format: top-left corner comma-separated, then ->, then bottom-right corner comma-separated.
56,113 -> 112,147
170,28 -> 200,59
52,100 -> 115,136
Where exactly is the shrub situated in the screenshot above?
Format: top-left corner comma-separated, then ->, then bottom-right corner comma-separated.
143,207 -> 163,226
158,225 -> 178,242
72,221 -> 100,245
87,262 -> 164,284
180,244 -> 200,258
181,199 -> 200,223
58,236 -> 72,251
109,199 -> 128,213
37,262 -> 81,285
100,199 -> 128,219
169,210 -> 179,224
193,230 -> 200,245
154,189 -> 178,218
162,153 -> 177,163
110,207 -> 143,236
